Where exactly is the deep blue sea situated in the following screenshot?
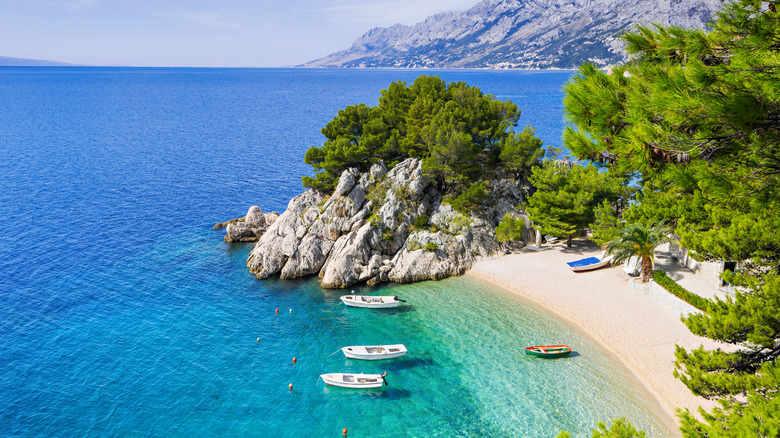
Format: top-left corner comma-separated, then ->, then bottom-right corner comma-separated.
0,68 -> 670,437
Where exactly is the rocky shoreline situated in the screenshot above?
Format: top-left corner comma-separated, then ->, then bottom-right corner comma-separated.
214,206 -> 279,242
218,158 -> 533,288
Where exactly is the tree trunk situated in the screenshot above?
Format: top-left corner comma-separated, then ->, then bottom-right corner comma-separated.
641,256 -> 653,283
567,235 -> 573,247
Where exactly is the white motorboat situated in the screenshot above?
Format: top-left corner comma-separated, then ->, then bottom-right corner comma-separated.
342,344 -> 407,360
340,294 -> 405,308
321,372 -> 388,389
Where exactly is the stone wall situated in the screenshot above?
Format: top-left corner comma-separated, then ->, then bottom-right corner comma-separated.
668,241 -> 725,288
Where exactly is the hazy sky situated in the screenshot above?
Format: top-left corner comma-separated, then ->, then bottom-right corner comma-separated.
0,0 -> 479,67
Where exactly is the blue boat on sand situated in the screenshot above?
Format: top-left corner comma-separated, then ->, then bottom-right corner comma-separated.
566,252 -> 614,272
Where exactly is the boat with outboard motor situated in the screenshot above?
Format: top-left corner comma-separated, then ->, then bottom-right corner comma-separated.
341,344 -> 407,360
320,371 -> 388,388
340,294 -> 405,308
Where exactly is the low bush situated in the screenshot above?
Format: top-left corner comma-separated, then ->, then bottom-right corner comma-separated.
412,214 -> 429,229
652,271 -> 710,312
424,242 -> 439,252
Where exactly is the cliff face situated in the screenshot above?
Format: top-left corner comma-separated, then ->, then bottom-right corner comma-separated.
236,158 -> 530,288
300,0 -> 722,69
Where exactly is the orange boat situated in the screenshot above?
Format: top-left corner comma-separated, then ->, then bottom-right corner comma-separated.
524,345 -> 572,357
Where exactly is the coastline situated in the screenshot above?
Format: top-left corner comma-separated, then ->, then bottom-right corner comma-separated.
467,240 -> 721,436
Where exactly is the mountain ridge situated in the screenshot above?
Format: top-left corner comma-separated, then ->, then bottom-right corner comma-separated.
301,0 -> 723,69
0,56 -> 75,67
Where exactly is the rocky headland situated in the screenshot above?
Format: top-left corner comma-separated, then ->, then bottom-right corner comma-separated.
219,158 -> 532,288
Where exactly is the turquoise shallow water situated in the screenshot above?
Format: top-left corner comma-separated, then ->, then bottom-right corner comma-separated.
3,232 -> 669,436
0,67 -> 670,436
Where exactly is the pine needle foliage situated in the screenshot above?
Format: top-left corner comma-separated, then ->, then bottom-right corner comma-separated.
563,0 -> 780,434
527,162 -> 625,247
495,213 -> 525,243
590,200 -> 623,248
301,75 -> 544,199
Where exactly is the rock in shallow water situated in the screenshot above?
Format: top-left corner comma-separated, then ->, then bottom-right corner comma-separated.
222,206 -> 278,242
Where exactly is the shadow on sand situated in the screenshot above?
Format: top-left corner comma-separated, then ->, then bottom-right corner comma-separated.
524,238 -> 600,256
654,248 -> 687,282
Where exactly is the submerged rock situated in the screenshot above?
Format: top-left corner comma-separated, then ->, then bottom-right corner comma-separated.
225,158 -> 532,288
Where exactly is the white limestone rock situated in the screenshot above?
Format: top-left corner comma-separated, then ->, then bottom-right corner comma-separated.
238,157 -> 529,288
246,190 -> 323,279
320,223 -> 384,288
224,205 -> 278,242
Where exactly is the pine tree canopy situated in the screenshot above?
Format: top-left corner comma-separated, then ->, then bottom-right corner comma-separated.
563,0 -> 780,435
302,75 -> 536,194
527,162 -> 625,247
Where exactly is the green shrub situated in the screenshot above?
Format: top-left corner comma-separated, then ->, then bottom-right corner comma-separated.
450,182 -> 490,214
302,174 -> 337,192
412,214 -> 429,229
366,180 -> 390,212
450,215 -> 473,233
392,185 -> 413,201
652,271 -> 710,312
424,242 -> 439,252
495,213 -> 524,243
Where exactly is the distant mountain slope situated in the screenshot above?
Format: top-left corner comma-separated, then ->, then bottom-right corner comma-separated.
0,56 -> 75,66
301,0 -> 723,69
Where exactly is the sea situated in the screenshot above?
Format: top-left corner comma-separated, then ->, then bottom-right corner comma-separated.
0,68 -> 671,437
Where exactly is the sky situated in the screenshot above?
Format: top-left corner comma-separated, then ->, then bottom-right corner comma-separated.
0,0 -> 480,67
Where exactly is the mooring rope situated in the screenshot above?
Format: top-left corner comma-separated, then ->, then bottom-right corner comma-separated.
323,348 -> 342,359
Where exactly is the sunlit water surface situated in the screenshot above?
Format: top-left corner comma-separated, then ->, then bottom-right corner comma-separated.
0,68 -> 669,436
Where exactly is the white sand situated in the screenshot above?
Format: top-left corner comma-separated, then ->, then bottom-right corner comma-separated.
468,241 -> 721,435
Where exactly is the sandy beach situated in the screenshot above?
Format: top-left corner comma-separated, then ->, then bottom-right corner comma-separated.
468,240 -> 721,436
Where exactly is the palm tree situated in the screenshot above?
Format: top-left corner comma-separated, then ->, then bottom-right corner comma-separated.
606,220 -> 673,282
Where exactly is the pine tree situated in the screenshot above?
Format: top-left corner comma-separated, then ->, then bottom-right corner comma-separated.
301,75 -> 523,193
499,125 -> 545,180
563,0 -> 780,434
590,200 -> 623,249
495,213 -> 526,245
527,162 -> 624,247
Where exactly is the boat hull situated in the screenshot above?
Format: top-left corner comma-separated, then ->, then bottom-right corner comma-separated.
340,295 -> 399,308
321,373 -> 386,389
342,344 -> 407,360
525,345 -> 573,357
566,256 -> 614,272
